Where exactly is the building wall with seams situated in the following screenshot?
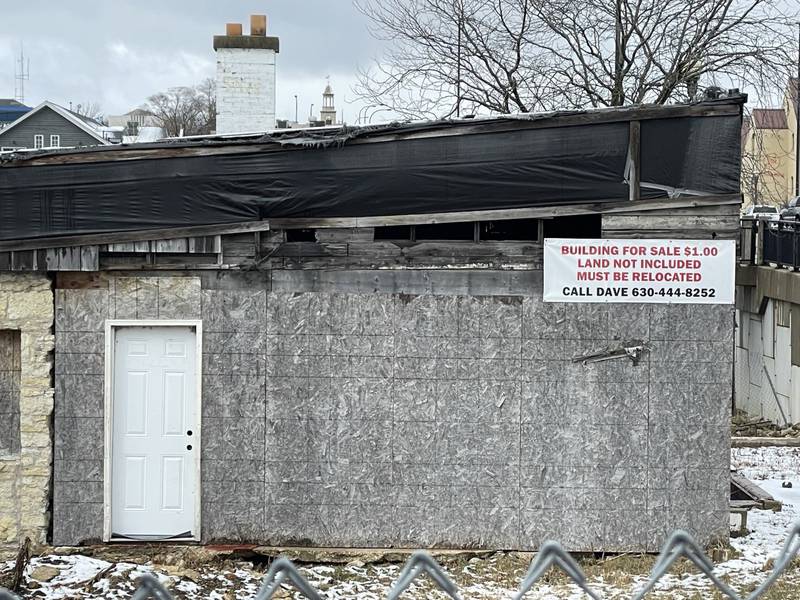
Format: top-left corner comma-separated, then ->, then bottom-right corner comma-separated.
49,212 -> 735,550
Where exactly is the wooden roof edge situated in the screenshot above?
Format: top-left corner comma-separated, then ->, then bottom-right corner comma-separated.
0,193 -> 741,251
0,220 -> 270,252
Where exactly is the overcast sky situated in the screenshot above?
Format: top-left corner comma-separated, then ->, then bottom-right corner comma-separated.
0,0 -> 381,122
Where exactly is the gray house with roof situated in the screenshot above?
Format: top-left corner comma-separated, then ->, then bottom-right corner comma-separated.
0,99 -> 31,128
0,101 -> 110,151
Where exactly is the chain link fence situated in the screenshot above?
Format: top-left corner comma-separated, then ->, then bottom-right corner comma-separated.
1,521 -> 799,599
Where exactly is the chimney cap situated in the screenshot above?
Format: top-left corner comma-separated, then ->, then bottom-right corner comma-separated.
226,23 -> 243,36
251,14 -> 267,36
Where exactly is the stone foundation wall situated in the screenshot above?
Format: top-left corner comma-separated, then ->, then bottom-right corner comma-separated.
0,273 -> 54,547
53,271 -> 733,551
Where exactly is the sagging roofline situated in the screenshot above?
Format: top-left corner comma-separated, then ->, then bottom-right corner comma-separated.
0,94 -> 746,168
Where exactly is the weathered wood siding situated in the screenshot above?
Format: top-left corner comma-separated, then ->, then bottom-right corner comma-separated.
602,203 -> 740,240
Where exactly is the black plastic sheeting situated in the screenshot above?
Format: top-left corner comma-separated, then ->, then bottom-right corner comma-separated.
0,109 -> 741,241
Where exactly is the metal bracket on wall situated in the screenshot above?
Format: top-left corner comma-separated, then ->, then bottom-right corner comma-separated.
572,339 -> 652,366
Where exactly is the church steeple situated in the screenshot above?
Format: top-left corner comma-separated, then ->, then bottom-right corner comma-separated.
320,77 -> 337,125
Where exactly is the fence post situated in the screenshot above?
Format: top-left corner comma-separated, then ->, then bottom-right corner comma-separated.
755,219 -> 765,266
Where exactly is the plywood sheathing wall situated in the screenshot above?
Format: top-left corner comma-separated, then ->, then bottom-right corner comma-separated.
52,271 -> 733,551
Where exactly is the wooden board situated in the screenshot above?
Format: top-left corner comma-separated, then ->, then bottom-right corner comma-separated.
268,194 -> 741,229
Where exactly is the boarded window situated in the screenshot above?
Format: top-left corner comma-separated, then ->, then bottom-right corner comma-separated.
0,330 -> 21,456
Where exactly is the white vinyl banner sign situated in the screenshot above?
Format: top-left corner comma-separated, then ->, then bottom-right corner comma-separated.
543,238 -> 736,304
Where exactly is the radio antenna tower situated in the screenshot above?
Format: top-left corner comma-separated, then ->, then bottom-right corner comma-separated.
14,44 -> 30,104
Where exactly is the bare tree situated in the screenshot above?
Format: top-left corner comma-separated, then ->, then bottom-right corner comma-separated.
73,101 -> 104,123
147,83 -> 216,137
355,0 -> 797,119
196,78 -> 217,134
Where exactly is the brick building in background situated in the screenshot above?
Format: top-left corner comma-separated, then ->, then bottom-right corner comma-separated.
741,79 -> 799,208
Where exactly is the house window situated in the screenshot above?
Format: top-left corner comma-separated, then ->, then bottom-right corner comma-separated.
33,134 -> 44,149
50,135 -> 60,148
0,330 -> 21,456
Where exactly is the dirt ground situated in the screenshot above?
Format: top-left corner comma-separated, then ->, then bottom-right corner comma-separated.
1,446 -> 799,599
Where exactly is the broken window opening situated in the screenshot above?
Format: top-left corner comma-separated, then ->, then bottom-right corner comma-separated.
0,330 -> 21,456
374,218 -> 542,242
543,214 -> 602,239
286,228 -> 317,242
415,222 -> 476,241
374,225 -> 414,241
480,218 -> 540,241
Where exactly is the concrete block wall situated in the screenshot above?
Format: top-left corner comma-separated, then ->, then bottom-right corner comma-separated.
0,273 -> 54,547
216,48 -> 276,133
52,272 -> 733,550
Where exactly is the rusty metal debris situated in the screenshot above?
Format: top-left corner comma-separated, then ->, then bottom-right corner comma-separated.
571,340 -> 651,365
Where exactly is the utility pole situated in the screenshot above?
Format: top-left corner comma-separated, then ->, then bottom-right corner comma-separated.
294,95 -> 298,123
310,104 -> 314,121
796,22 -> 799,197
456,0 -> 463,118
613,0 -> 624,106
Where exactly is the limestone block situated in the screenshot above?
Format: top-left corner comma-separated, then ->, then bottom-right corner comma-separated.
0,272 -> 53,547
0,515 -> 17,544
20,380 -> 54,400
19,412 -> 50,434
8,292 -> 53,327
20,460 -> 50,478
19,430 -> 51,450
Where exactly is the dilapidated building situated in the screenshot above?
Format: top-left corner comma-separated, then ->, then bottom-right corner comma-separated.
0,95 -> 742,551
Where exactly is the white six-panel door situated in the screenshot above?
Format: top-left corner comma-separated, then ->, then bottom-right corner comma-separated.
111,326 -> 198,540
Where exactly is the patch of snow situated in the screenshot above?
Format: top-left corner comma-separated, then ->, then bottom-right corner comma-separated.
3,446 -> 798,599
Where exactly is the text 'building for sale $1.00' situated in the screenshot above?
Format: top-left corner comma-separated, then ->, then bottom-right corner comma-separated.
0,93 -> 743,552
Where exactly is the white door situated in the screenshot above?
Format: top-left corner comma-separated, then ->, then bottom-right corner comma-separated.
111,326 -> 198,540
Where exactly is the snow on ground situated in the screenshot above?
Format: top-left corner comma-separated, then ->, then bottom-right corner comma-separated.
1,446 -> 799,599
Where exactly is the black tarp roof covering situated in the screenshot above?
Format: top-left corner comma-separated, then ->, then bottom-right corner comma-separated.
0,97 -> 743,241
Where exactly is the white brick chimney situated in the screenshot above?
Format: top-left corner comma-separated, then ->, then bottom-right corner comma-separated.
214,15 -> 280,134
